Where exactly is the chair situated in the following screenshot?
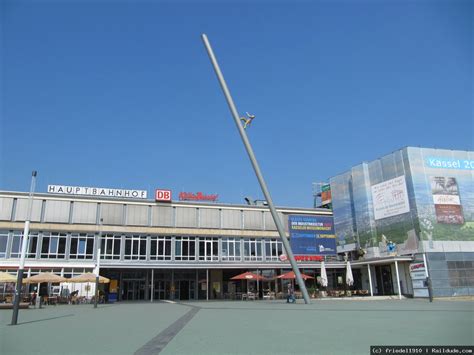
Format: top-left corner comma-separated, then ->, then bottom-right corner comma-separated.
247,292 -> 256,300
263,291 -> 275,300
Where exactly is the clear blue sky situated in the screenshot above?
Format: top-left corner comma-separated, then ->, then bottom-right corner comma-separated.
1,0 -> 472,207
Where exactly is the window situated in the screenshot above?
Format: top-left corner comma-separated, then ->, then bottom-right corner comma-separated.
221,238 -> 241,261
0,231 -> 8,258
150,236 -> 172,261
10,231 -> 22,258
243,238 -> 263,261
26,232 -> 39,258
264,239 -> 283,261
70,233 -> 95,259
100,234 -> 122,260
175,237 -> 196,261
41,233 -> 67,259
198,237 -> 219,261
124,235 -> 147,260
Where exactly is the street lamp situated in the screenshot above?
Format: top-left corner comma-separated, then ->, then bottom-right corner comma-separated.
94,218 -> 103,308
11,171 -> 37,325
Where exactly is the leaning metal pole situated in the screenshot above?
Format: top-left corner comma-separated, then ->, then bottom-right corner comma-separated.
201,34 -> 310,304
94,218 -> 103,308
11,171 -> 37,325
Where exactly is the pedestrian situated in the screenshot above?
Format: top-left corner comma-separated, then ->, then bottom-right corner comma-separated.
287,283 -> 295,303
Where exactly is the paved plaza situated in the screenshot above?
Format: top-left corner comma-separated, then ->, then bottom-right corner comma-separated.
0,299 -> 472,355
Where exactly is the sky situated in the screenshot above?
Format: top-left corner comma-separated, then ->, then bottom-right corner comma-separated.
1,0 -> 472,208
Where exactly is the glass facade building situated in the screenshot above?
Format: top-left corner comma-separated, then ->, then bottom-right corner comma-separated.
330,147 -> 474,296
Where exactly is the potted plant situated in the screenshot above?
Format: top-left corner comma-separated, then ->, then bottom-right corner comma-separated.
307,286 -> 319,298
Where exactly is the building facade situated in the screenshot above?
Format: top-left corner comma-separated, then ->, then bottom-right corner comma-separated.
0,189 -> 356,301
330,147 -> 474,297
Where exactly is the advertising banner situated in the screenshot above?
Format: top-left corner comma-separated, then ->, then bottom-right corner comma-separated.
431,177 -> 464,224
289,215 -> 337,256
321,184 -> 332,205
372,176 -> 410,220
409,262 -> 429,298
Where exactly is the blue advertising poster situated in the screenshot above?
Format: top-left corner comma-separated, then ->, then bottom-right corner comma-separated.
289,215 -> 337,255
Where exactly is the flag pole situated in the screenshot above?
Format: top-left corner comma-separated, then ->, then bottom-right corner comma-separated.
201,34 -> 310,304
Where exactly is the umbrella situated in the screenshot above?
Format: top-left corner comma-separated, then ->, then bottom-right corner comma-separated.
230,271 -> 266,281
0,272 -> 17,283
320,261 -> 328,287
276,271 -> 314,280
23,272 -> 66,284
346,261 -> 354,286
231,272 -> 266,297
68,273 -> 110,283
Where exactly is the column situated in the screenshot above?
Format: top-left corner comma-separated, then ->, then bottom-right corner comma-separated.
395,261 -> 401,300
367,264 -> 373,297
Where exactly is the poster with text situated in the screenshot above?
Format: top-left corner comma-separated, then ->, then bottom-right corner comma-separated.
431,177 -> 464,224
289,215 -> 337,255
372,175 -> 410,220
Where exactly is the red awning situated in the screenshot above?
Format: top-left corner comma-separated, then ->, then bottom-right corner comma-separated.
276,271 -> 314,280
230,271 -> 266,281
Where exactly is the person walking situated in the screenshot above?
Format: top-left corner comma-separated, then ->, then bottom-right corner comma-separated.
287,283 -> 295,303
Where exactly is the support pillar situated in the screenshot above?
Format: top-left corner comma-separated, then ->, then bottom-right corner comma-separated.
367,264 -> 373,297
395,261 -> 401,300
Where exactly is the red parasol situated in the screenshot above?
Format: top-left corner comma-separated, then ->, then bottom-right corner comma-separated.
276,271 -> 314,280
230,271 -> 267,281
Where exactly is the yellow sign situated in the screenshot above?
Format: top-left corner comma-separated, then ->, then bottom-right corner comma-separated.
109,280 -> 118,293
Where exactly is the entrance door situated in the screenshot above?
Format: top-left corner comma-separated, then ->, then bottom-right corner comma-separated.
179,281 -> 189,300
153,280 -> 170,300
123,280 -> 145,300
375,265 -> 394,295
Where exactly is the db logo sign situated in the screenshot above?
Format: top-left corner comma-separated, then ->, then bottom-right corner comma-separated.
155,189 -> 172,202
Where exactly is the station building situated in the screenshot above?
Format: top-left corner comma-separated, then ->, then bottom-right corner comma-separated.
0,187 -> 347,301
329,147 -> 474,297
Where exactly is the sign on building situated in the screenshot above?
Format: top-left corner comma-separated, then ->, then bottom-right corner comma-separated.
179,192 -> 218,202
289,215 -> 337,256
431,177 -> 464,224
155,189 -> 172,202
48,185 -> 147,199
410,262 -> 429,298
371,176 -> 410,220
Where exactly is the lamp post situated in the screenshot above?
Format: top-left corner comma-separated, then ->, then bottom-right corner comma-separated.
11,171 -> 37,325
201,34 -> 311,304
94,218 -> 103,308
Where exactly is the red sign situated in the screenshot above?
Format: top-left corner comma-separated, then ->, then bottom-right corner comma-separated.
294,255 -> 324,262
155,189 -> 172,202
179,192 -> 218,202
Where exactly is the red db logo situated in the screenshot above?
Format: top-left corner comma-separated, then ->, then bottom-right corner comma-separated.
155,189 -> 172,202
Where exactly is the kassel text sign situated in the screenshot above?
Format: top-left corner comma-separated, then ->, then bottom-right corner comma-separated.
48,185 -> 147,199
